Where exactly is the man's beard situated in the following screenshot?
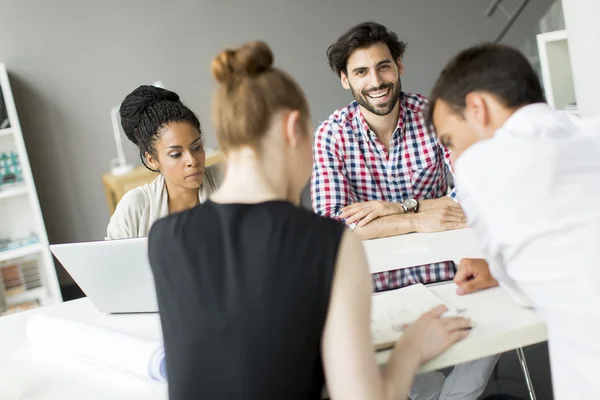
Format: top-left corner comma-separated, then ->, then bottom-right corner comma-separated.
350,78 -> 402,116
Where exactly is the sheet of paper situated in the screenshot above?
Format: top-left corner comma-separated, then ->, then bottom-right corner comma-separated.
371,283 -> 460,350
25,314 -> 166,382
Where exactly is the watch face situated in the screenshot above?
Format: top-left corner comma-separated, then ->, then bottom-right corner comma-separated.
404,199 -> 418,209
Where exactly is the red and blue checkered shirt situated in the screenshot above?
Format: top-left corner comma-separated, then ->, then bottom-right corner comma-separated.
311,92 -> 457,291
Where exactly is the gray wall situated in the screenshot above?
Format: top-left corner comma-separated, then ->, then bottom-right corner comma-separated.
0,0 -> 552,284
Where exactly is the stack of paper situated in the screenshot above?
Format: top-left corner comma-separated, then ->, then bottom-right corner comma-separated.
25,314 -> 166,382
371,283 -> 460,351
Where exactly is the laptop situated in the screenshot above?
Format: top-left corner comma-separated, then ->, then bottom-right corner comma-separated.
50,237 -> 159,314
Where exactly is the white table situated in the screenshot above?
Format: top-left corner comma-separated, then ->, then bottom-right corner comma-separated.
363,228 -> 484,273
0,228 -> 548,399
0,284 -> 546,400
366,227 -> 546,400
376,283 -> 546,372
0,299 -> 166,400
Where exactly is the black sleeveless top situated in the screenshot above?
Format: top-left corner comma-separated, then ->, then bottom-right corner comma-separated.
148,200 -> 345,400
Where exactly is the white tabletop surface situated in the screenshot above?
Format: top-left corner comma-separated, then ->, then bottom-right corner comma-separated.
0,228 -> 547,399
376,283 -> 546,372
363,228 -> 485,273
0,299 -> 166,400
0,285 -> 546,400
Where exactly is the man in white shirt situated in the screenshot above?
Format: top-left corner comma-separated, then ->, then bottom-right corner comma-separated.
426,42 -> 600,400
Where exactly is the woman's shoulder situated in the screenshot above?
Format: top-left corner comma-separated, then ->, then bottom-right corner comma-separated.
106,175 -> 165,239
121,174 -> 164,208
198,163 -> 225,200
204,163 -> 225,188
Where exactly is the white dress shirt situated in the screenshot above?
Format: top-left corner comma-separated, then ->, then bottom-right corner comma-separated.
454,103 -> 600,400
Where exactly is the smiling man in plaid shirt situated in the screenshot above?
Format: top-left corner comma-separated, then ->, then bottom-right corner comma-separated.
312,21 -> 468,292
311,21 -> 498,400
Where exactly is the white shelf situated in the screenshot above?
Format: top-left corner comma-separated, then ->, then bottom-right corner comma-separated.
5,286 -> 47,306
0,243 -> 43,263
0,184 -> 27,200
0,62 -> 62,309
562,107 -> 579,116
537,30 -> 576,111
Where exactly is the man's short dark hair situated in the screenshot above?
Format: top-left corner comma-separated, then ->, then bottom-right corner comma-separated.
426,43 -> 546,128
327,21 -> 407,77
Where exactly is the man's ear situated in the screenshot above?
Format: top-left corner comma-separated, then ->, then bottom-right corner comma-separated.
340,71 -> 351,90
464,92 -> 489,127
396,58 -> 404,76
145,152 -> 160,171
283,110 -> 302,148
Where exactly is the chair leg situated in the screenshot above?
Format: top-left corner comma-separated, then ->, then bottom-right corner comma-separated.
493,361 -> 499,381
516,347 -> 537,400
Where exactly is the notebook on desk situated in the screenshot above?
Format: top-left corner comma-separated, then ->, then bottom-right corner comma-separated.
371,283 -> 460,351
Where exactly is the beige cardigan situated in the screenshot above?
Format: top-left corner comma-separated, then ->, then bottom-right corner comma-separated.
106,164 -> 224,239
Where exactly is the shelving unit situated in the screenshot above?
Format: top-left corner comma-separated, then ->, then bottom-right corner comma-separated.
537,29 -> 577,114
0,184 -> 28,201
0,243 -> 44,264
0,63 -> 62,313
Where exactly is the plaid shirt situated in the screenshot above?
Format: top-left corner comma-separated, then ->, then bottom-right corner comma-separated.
311,92 -> 456,292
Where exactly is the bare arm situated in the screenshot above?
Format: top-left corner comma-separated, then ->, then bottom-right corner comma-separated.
353,213 -> 416,240
322,230 -> 471,400
321,230 -> 417,400
106,189 -> 145,240
353,199 -> 468,240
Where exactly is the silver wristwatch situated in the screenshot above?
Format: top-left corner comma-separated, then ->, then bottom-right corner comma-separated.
401,198 -> 419,213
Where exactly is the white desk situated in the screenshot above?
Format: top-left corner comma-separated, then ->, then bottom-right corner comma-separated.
0,299 -> 166,400
364,228 -> 546,367
0,228 -> 548,399
363,228 -> 485,273
376,283 -> 546,372
0,285 -> 546,399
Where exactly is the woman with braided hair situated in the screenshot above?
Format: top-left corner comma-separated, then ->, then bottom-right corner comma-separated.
106,85 -> 223,239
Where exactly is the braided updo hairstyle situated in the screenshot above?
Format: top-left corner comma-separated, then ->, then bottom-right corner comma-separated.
119,85 -> 202,171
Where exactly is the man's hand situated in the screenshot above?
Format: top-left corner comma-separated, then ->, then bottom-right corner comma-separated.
340,201 -> 403,227
418,196 -> 461,212
411,200 -> 468,233
454,258 -> 498,295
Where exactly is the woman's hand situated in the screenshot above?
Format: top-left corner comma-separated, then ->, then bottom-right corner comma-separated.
400,305 -> 471,364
